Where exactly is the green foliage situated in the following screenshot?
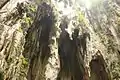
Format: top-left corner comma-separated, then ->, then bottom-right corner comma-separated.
21,57 -> 28,68
29,5 -> 36,12
77,11 -> 85,22
18,27 -> 23,33
23,17 -> 32,25
23,59 -> 28,66
76,10 -> 88,27
20,4 -> 36,30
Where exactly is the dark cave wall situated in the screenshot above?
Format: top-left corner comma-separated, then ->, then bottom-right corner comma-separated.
57,19 -> 85,80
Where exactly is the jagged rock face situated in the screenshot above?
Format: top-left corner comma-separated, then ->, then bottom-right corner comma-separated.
85,1 -> 120,79
23,2 -> 55,80
0,1 -> 35,80
0,0 -> 120,80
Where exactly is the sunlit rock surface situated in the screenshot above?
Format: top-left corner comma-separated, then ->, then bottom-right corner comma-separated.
0,1 -> 35,80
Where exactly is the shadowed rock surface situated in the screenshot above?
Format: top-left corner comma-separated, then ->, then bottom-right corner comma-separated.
57,19 -> 86,80
89,50 -> 111,80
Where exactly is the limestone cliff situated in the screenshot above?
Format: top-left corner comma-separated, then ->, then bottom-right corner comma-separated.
0,0 -> 120,80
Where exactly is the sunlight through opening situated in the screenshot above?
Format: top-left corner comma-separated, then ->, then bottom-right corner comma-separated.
56,1 -> 74,17
84,0 -> 91,9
